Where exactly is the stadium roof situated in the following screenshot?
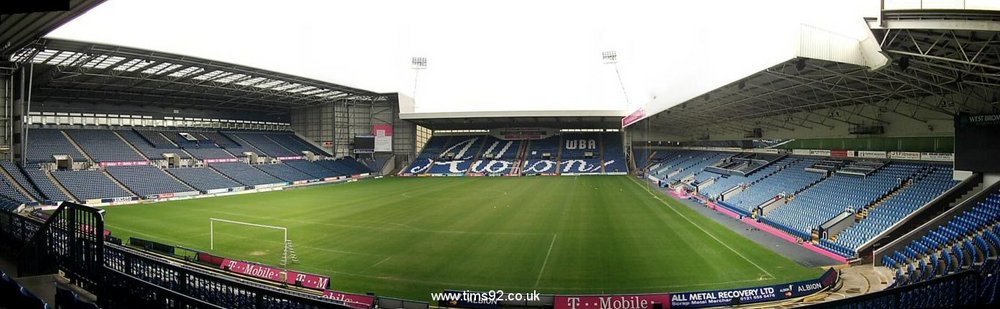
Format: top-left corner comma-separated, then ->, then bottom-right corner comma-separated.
0,0 -> 105,59
402,111 -> 625,130
630,8 -> 1000,138
9,38 -> 386,113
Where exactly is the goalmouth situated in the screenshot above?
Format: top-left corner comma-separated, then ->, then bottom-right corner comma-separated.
210,218 -> 298,268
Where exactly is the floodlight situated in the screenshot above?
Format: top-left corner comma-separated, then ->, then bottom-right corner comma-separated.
602,51 -> 617,64
411,57 -> 427,69
603,50 -> 628,108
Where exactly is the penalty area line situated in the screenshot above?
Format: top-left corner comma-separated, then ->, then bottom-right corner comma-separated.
628,177 -> 776,280
360,256 -> 393,273
534,233 -> 558,288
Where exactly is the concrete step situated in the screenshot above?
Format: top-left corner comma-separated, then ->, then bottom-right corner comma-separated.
10,274 -> 58,306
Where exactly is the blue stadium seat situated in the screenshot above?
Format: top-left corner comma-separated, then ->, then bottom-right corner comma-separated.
255,163 -> 314,182
209,163 -> 284,186
51,170 -> 133,201
119,129 -> 190,160
106,165 -> 195,197
26,129 -> 88,163
724,158 -> 823,214
467,136 -> 522,175
0,162 -> 44,202
226,132 -> 298,157
166,167 -> 243,191
22,168 -> 72,202
827,167 -> 958,257
404,136 -> 453,174
182,146 -> 236,160
65,129 -> 145,162
338,157 -> 373,174
265,132 -> 331,156
283,160 -> 340,179
601,133 -> 628,174
766,167 -> 900,241
886,189 -> 1000,287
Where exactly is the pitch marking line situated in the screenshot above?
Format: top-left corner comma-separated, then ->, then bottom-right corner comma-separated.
108,223 -> 385,258
189,208 -> 548,236
534,233 -> 558,288
629,177 -> 776,280
298,260 -> 772,291
360,256 -> 393,273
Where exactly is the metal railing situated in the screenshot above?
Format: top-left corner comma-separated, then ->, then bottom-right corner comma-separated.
1,203 -> 351,309
883,0 -> 1000,11
807,270 -> 981,308
17,202 -> 105,294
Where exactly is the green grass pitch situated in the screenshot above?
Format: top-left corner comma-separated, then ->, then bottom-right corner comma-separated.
102,176 -> 822,300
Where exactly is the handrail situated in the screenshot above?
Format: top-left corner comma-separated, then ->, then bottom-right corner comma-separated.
872,173 -> 997,264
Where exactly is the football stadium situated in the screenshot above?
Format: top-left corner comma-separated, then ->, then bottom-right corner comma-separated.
2,0 -> 1000,308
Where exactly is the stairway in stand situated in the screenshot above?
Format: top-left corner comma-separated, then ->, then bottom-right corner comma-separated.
420,136 -> 453,176
0,167 -> 38,203
463,136 -> 490,176
114,131 -> 150,160
103,169 -> 139,198
599,134 -> 606,174
45,171 -> 79,203
509,141 -> 530,176
554,135 -> 564,174
161,166 -> 198,192
61,130 -> 94,163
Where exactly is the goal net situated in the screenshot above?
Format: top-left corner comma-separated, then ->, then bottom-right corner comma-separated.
209,218 -> 297,267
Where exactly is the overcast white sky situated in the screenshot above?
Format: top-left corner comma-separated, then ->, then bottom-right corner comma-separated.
47,0 -> 878,114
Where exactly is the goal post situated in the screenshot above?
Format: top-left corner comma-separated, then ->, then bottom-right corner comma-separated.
209,218 -> 293,267
210,218 -> 288,250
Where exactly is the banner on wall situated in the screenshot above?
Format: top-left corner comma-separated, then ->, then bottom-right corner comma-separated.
621,108 -> 646,128
830,150 -> 851,158
554,293 -> 671,309
888,151 -> 921,160
856,151 -> 887,159
99,160 -> 150,167
374,124 -> 393,152
203,158 -> 240,163
790,149 -> 822,156
920,152 -> 954,162
322,290 -> 375,309
752,148 -> 781,154
670,268 -> 837,308
220,259 -> 330,290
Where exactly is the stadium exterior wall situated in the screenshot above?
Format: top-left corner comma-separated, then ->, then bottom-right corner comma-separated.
392,99 -> 418,171
290,94 -> 415,163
